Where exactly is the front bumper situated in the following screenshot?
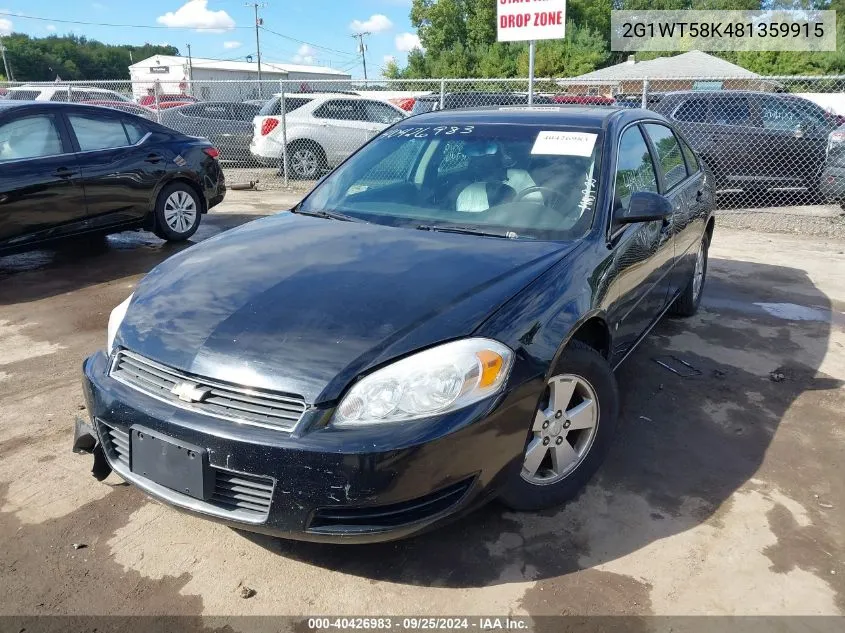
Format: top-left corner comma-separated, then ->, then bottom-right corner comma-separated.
81,351 -> 541,543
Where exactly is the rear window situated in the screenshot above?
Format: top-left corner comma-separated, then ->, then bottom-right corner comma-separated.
9,90 -> 41,101
411,99 -> 438,115
259,96 -> 312,116
674,98 -> 707,123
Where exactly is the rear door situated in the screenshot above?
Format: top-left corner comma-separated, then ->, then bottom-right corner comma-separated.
642,122 -> 704,297
227,103 -> 261,158
0,109 -> 86,246
311,99 -> 375,166
64,110 -> 164,227
759,96 -> 829,189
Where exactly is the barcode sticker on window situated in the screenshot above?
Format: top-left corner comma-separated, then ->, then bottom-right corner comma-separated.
531,131 -> 597,157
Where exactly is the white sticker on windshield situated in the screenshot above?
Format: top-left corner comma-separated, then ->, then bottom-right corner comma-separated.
531,131 -> 597,157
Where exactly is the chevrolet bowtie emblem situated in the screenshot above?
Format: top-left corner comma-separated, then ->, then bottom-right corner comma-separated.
171,381 -> 212,403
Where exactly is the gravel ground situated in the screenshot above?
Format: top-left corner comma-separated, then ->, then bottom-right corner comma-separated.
0,200 -> 843,627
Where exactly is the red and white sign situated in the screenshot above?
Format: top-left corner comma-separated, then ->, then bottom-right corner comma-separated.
497,0 -> 567,42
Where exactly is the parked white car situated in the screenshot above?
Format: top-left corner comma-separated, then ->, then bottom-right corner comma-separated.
4,85 -> 133,103
250,93 -> 407,179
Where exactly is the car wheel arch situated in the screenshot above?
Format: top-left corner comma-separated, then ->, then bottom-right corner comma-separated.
548,312 -> 613,377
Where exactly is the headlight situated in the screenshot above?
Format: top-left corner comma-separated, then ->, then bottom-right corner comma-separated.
333,338 -> 513,426
106,294 -> 133,354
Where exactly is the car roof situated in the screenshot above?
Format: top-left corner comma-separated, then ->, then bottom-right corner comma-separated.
409,105 -> 630,129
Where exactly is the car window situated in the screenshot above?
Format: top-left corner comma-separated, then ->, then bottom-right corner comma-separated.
710,96 -> 751,126
313,99 -> 365,121
0,115 -> 65,161
232,103 -> 261,121
7,90 -> 41,100
258,96 -> 312,116
364,101 -> 404,125
614,126 -> 658,216
674,98 -> 707,123
190,104 -> 233,120
680,138 -> 699,174
643,124 -> 687,191
49,90 -> 70,102
301,123 -> 602,241
68,114 -> 136,151
761,98 -> 803,131
122,119 -> 147,144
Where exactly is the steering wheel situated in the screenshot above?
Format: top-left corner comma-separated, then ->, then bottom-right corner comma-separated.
514,186 -> 570,219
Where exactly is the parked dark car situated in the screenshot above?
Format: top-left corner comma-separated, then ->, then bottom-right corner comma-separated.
158,101 -> 261,162
77,107 -> 714,543
411,91 -> 555,114
79,100 -> 156,120
651,90 -> 845,198
0,102 -> 225,253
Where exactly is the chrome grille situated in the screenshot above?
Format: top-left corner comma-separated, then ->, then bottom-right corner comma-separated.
110,350 -> 307,431
211,472 -> 274,517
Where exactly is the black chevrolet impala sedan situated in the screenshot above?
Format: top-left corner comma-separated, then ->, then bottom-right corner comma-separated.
77,107 -> 715,543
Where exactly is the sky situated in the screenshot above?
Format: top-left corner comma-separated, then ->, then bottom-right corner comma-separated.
0,0 -> 424,77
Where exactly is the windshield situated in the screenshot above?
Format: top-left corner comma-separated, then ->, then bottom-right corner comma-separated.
300,122 -> 602,240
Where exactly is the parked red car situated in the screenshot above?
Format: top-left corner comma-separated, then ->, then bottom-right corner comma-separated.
138,94 -> 199,107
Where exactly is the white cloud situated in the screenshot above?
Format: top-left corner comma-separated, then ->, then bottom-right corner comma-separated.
395,32 -> 422,52
223,40 -> 242,50
349,14 -> 393,33
0,16 -> 12,37
45,24 -> 56,32
157,0 -> 235,32
292,44 -> 316,65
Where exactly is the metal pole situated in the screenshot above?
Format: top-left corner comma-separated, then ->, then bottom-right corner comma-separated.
641,79 -> 649,109
528,40 -> 536,105
352,33 -> 370,82
247,2 -> 264,98
440,78 -> 445,110
0,36 -> 12,82
280,87 -> 289,188
154,80 -> 162,124
186,43 -> 194,95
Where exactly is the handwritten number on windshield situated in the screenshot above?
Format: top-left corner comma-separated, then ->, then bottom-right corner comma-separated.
382,126 -> 475,139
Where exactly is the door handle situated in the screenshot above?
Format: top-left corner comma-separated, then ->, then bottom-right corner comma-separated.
144,153 -> 163,163
52,167 -> 77,178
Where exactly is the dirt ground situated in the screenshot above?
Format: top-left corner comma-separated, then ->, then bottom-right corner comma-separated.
1,194 -> 843,625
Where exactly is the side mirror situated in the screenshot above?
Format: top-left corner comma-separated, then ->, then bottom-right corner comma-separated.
618,191 -> 673,224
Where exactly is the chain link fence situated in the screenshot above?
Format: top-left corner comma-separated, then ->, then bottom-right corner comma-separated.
2,76 -> 844,237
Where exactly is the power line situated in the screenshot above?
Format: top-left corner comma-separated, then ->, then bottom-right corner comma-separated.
0,10 -> 253,30
259,25 -> 356,58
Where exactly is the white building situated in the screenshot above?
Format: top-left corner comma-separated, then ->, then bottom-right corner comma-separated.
128,55 -> 352,101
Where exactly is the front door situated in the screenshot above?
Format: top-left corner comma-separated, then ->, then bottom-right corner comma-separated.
604,124 -> 675,363
0,111 -> 87,246
311,99 -> 378,167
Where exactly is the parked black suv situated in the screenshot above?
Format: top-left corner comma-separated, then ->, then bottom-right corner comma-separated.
651,91 -> 845,201
411,91 -> 554,114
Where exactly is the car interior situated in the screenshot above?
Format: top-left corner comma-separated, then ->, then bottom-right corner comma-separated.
322,134 -> 599,237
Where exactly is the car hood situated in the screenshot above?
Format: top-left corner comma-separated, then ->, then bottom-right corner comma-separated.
117,214 -> 575,403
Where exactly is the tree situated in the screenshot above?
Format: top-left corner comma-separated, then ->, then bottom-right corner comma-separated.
1,33 -> 177,81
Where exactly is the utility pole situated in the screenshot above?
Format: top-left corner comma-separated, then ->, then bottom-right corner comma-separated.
0,35 -> 13,82
186,43 -> 193,81
352,32 -> 370,81
246,2 -> 266,97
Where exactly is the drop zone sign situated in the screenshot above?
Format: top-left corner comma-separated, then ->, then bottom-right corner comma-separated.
497,0 -> 567,42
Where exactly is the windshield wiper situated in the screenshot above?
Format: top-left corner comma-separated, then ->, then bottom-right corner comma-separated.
416,224 -> 519,239
291,208 -> 359,222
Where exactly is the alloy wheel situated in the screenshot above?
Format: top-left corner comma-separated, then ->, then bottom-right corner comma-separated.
520,373 -> 600,485
163,191 -> 197,234
291,148 -> 319,178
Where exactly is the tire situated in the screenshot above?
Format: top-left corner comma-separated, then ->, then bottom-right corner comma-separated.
671,232 -> 710,317
153,182 -> 202,242
499,341 -> 620,511
285,142 -> 326,180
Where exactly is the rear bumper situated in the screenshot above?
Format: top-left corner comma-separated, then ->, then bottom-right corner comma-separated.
80,350 -> 541,543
